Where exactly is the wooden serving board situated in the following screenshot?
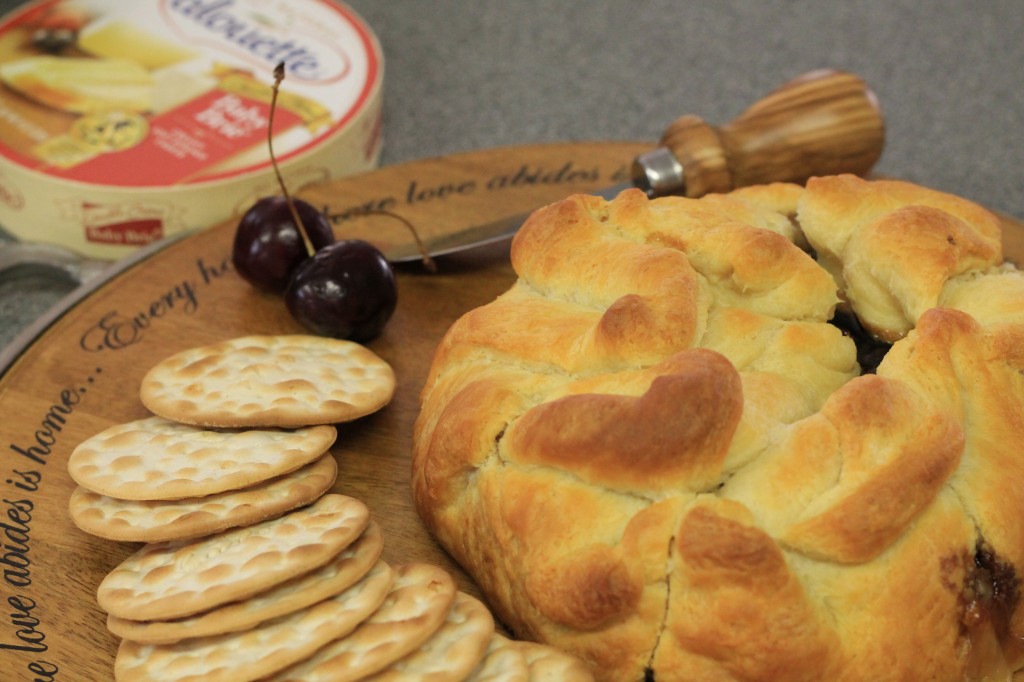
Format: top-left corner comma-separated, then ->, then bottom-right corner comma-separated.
1,140 -> 1022,681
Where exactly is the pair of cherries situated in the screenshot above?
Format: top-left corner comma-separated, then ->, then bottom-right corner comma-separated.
230,62 -> 397,342
231,196 -> 396,342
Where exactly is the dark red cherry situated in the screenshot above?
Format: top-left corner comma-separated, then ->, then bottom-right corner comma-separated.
284,240 -> 397,342
232,196 -> 334,293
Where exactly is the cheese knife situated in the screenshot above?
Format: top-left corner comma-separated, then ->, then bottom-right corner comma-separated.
384,68 -> 884,262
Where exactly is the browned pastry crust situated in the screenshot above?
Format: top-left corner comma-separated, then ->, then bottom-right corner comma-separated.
412,175 -> 1024,681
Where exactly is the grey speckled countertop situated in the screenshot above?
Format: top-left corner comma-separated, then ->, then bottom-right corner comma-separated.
1,0 -> 1023,355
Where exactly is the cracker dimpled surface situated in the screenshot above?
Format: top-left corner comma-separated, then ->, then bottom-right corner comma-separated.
69,453 -> 338,542
68,416 -> 337,500
362,591 -> 496,682
140,335 -> 396,428
113,560 -> 395,682
266,563 -> 457,682
97,494 -> 370,621
106,521 -> 385,644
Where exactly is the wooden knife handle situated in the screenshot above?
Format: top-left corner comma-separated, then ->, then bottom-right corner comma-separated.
647,69 -> 885,197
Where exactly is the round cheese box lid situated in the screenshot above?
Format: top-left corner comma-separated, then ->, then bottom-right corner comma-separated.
0,0 -> 383,260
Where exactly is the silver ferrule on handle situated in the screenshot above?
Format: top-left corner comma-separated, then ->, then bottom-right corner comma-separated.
630,147 -> 685,197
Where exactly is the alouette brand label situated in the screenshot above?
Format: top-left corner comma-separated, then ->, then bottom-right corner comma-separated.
0,0 -> 382,259
164,0 -> 344,82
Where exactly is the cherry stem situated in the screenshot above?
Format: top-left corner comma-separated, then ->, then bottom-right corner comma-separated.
328,208 -> 437,273
269,62 -> 315,257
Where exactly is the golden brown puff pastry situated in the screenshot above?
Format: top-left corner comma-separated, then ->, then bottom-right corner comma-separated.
413,175 -> 1024,681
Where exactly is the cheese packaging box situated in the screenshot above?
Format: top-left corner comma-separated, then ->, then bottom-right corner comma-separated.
0,0 -> 383,259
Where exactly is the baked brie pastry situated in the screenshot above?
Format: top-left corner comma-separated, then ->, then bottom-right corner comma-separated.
412,175 -> 1024,681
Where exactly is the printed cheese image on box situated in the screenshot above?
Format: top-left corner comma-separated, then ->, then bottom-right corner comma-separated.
1,55 -> 155,113
0,0 -> 383,259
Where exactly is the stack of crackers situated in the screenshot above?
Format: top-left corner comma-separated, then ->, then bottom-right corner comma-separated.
67,335 -> 592,681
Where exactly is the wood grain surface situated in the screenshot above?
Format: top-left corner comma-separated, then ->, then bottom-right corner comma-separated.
0,140 -> 1020,681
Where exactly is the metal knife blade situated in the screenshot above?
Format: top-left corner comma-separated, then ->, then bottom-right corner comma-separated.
384,181 -> 634,263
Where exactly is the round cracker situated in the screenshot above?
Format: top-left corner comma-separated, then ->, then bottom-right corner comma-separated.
363,591 -> 495,682
465,635 -> 594,682
139,335 -> 395,428
70,454 -> 338,542
266,563 -> 456,682
465,635 -> 530,682
98,494 -> 369,621
107,521 -> 384,643
114,561 -> 394,682
68,416 -> 336,500
520,639 -> 595,681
